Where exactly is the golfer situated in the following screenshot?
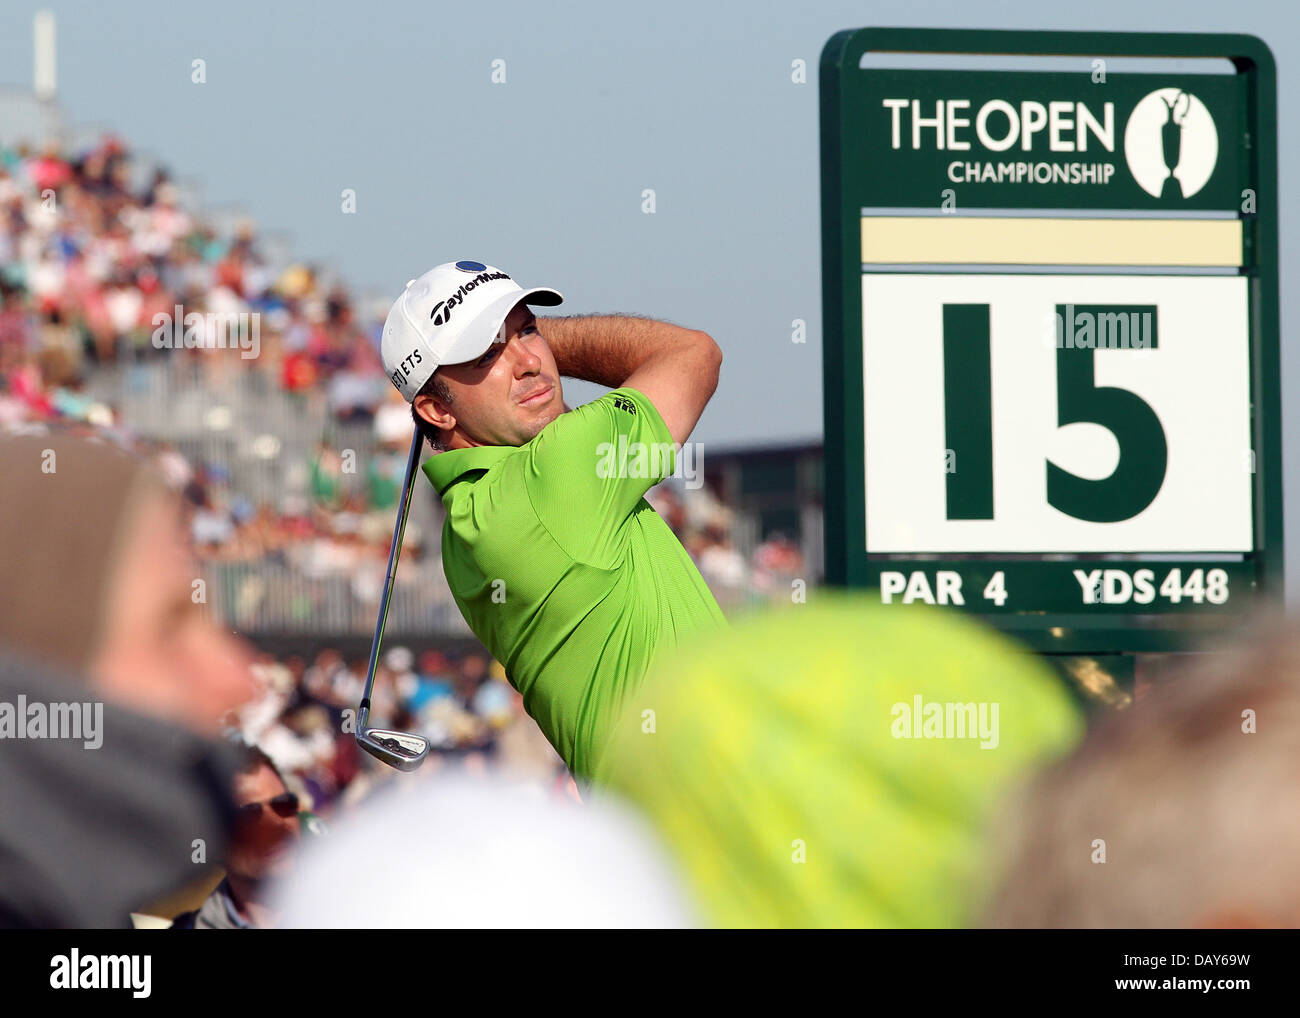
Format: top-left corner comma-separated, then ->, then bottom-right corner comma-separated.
381,260 -> 726,782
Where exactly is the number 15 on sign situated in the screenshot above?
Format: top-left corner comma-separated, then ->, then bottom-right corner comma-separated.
863,273 -> 1252,554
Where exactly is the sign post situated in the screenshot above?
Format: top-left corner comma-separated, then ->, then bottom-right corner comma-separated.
820,29 -> 1281,658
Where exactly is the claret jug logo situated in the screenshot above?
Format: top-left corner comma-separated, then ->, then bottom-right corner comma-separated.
1124,88 -> 1219,199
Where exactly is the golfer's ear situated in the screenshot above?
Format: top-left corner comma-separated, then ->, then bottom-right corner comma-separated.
414,393 -> 454,432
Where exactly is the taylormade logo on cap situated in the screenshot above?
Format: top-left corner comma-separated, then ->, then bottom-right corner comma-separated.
381,260 -> 563,402
429,270 -> 511,327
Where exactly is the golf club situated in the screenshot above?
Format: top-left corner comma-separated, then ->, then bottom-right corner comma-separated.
355,430 -> 431,771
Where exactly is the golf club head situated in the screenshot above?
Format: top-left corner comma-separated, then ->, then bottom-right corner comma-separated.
357,726 -> 430,772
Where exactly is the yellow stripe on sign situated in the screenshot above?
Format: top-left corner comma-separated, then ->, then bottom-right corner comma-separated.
861,217 -> 1243,267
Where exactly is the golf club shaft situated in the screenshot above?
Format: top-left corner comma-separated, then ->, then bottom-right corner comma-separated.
359,430 -> 424,713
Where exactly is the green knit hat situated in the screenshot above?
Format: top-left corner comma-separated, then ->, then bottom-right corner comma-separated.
593,595 -> 1083,928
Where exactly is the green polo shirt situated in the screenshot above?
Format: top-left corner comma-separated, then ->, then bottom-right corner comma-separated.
424,386 -> 727,781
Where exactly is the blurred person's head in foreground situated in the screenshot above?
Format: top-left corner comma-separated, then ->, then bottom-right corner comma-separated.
0,433 -> 255,731
273,773 -> 693,928
592,594 -> 1082,928
173,746 -> 300,929
982,614 -> 1300,928
0,433 -> 255,927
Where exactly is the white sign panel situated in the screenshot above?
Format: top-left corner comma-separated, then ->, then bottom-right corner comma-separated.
862,273 -> 1252,552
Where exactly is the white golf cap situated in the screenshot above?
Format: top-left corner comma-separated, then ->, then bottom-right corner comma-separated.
381,260 -> 563,402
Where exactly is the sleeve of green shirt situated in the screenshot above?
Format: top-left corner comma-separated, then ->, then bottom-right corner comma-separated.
522,386 -> 677,562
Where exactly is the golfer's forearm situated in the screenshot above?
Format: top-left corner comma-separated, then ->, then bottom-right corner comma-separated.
539,314 -> 710,388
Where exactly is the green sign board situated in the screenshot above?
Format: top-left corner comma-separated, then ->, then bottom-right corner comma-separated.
820,29 -> 1281,654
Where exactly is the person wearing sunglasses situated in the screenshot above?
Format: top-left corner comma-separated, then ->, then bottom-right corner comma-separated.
172,746 -> 302,929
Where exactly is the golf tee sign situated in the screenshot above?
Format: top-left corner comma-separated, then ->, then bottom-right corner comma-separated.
820,29 -> 1281,653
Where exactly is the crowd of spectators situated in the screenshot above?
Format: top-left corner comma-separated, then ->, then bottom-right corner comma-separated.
232,645 -> 573,816
0,136 -> 389,425
0,134 -> 422,587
